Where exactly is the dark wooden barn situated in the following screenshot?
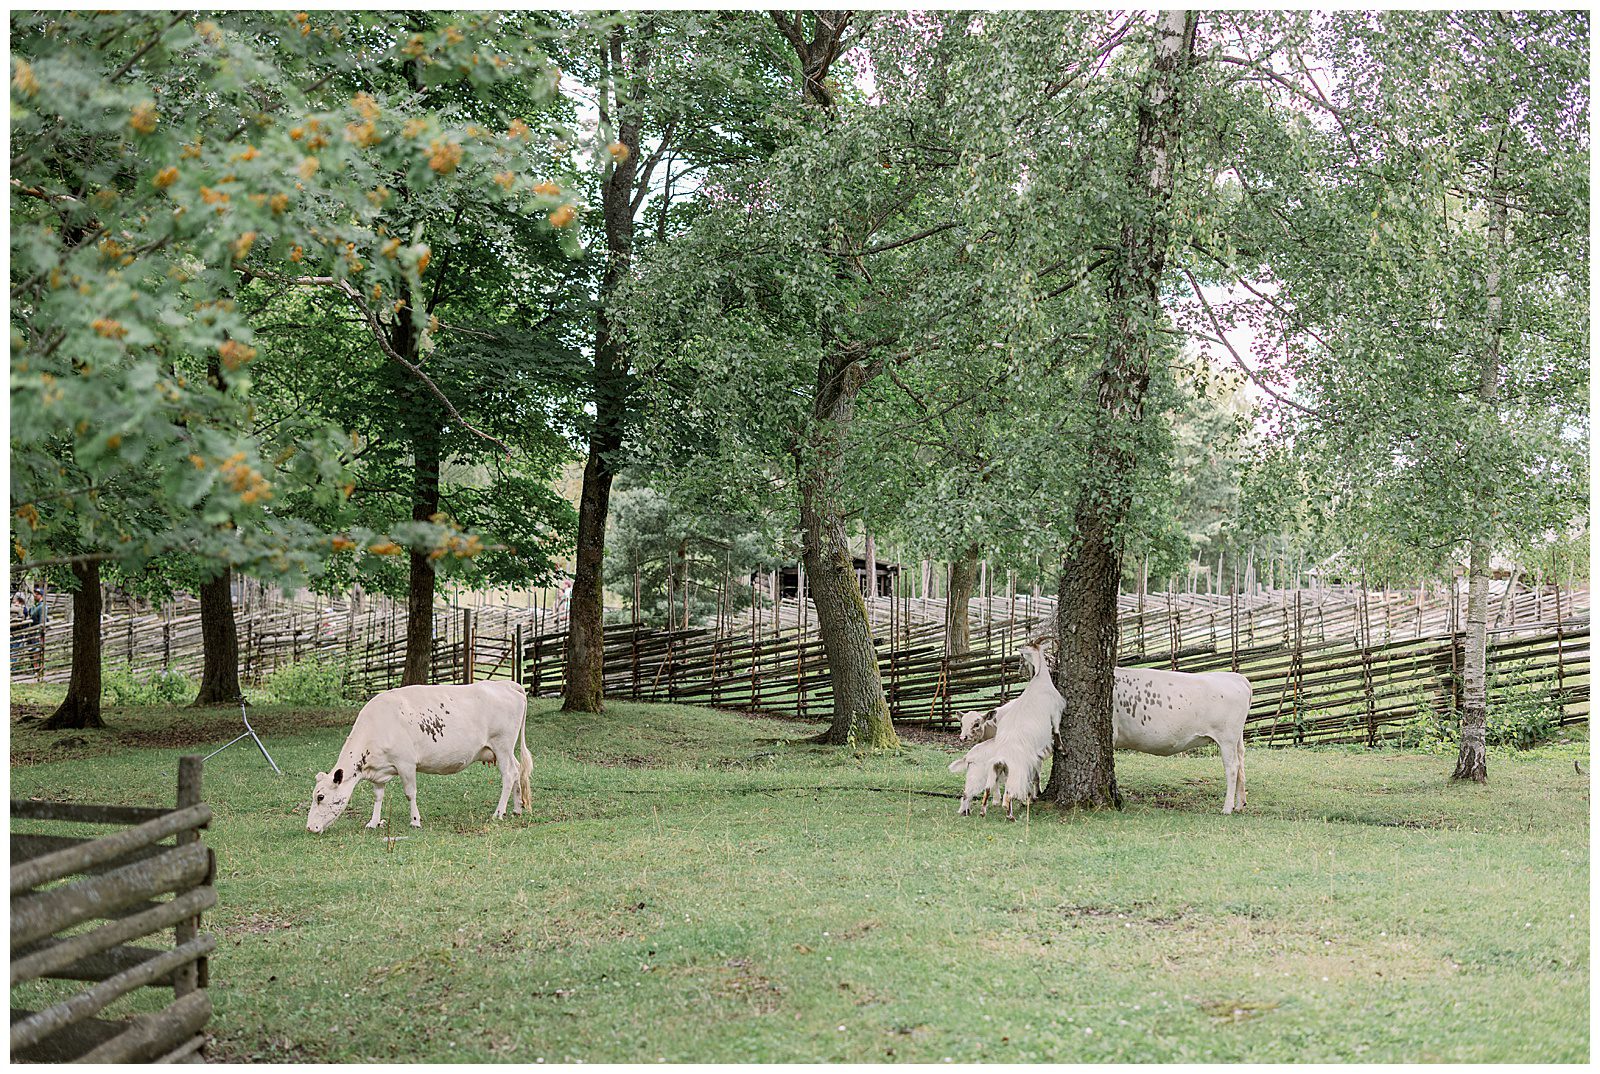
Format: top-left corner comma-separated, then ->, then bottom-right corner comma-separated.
764,557 -> 900,599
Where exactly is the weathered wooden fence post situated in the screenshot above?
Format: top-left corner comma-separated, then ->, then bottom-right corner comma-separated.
512,624 -> 523,685
172,755 -> 209,996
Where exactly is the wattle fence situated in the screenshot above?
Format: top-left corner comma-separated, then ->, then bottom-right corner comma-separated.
9,578 -> 1589,746
10,756 -> 216,1063
513,619 -> 1588,746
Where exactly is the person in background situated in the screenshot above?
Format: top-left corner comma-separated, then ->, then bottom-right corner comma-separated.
12,593 -> 33,672
28,585 -> 47,626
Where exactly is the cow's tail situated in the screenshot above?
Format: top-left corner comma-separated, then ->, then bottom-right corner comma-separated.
516,689 -> 533,812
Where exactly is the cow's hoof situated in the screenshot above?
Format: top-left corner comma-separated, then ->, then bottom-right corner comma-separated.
410,820 -> 422,828
365,821 -> 380,830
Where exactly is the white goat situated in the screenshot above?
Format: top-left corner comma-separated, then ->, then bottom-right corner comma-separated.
949,740 -> 1002,815
954,640 -> 1063,820
956,708 -> 997,743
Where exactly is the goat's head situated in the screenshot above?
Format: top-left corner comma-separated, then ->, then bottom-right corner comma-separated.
957,708 -> 995,741
1020,635 -> 1057,674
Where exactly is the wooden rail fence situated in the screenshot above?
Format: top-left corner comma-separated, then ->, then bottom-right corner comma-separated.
512,622 -> 1589,746
9,579 -> 1588,746
10,756 -> 216,1063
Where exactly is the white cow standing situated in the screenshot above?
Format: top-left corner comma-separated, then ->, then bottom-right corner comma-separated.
1106,666 -> 1253,814
306,681 -> 533,833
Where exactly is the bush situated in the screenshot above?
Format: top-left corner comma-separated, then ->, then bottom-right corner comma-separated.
1486,696 -> 1560,751
263,656 -> 352,707
1391,689 -> 1563,754
103,667 -> 196,706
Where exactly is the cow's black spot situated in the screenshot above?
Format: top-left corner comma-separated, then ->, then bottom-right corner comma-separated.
419,714 -> 446,741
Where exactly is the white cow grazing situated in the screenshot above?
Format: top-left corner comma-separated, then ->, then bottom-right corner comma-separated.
306,681 -> 533,833
955,641 -> 1063,819
1108,667 -> 1252,814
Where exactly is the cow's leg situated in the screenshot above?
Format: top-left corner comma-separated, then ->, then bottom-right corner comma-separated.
366,781 -> 387,829
1217,737 -> 1240,815
398,763 -> 421,827
1235,734 -> 1247,809
492,742 -> 518,820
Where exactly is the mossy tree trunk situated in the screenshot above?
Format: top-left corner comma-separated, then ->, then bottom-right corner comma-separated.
800,350 -> 898,749
946,542 -> 981,657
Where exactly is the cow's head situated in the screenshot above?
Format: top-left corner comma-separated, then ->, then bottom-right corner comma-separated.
306,767 -> 353,833
957,709 -> 992,742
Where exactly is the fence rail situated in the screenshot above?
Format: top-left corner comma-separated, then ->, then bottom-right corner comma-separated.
10,756 -> 215,1064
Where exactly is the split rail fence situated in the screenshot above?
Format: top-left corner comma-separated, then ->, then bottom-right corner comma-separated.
10,578 -> 1589,746
10,756 -> 216,1063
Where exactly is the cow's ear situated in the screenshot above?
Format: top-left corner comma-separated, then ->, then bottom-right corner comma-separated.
332,768 -> 344,786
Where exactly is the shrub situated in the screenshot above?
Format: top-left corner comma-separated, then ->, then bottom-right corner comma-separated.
102,666 -> 196,706
263,656 -> 352,707
1391,685 -> 1563,754
1487,695 -> 1560,751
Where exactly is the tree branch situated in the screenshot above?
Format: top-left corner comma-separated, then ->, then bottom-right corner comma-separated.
1181,267 -> 1325,419
272,274 -> 512,457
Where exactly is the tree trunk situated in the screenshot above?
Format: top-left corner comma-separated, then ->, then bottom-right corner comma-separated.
44,559 -> 104,730
401,419 -> 440,687
1046,521 -> 1123,807
946,542 -> 981,657
801,352 -> 898,749
193,349 -> 242,705
766,13 -> 890,747
192,567 -> 241,704
563,24 -> 644,713
1453,129 -> 1508,784
1050,10 -> 1196,810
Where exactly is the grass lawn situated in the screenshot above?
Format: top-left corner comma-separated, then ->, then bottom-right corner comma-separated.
8,697 -> 1590,1062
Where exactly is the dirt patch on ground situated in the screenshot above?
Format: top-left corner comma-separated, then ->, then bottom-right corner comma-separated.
838,919 -> 880,940
1196,998 -> 1279,1024
711,957 -> 784,1013
10,705 -> 353,766
220,911 -> 298,939
584,753 -> 665,769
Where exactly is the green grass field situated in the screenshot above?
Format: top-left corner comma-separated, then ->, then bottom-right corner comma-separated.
9,697 -> 1590,1062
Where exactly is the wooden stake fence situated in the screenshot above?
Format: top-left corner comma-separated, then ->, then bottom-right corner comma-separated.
10,756 -> 216,1063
